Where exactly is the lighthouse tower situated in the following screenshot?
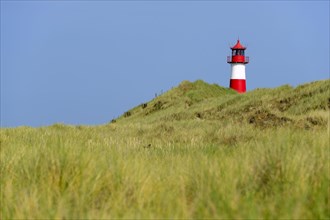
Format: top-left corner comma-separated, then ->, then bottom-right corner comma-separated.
227,39 -> 249,93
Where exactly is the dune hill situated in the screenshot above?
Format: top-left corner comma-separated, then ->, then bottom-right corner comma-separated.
1,79 -> 329,219
117,79 -> 329,129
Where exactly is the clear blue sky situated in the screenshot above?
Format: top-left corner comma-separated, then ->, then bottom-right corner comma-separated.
1,1 -> 329,127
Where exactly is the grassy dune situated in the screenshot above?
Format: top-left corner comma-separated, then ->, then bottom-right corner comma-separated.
1,79 -> 329,219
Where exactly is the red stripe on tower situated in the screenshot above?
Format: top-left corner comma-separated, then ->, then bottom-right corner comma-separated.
227,39 -> 249,93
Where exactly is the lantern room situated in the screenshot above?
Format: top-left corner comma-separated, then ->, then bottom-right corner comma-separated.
227,40 -> 249,64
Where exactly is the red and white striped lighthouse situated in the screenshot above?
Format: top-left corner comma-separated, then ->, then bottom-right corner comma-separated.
227,39 -> 249,93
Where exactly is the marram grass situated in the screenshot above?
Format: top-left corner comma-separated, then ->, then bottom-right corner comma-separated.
1,79 -> 329,219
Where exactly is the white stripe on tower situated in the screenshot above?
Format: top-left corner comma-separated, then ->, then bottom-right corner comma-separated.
231,63 -> 246,80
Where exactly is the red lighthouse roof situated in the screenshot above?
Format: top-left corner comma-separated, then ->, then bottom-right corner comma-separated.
231,40 -> 246,50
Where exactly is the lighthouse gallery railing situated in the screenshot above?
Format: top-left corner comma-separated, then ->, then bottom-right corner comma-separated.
227,56 -> 249,63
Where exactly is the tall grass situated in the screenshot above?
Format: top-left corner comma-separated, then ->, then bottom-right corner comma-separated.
1,79 -> 329,219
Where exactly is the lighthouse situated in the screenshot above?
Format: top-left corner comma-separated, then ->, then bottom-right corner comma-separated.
227,39 -> 249,93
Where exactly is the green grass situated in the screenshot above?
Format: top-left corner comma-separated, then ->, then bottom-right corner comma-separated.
1,79 -> 329,219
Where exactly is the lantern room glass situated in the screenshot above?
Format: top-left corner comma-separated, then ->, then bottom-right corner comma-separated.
232,49 -> 244,56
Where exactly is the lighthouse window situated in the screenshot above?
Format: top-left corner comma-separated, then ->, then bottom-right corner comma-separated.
232,50 -> 244,56
234,50 -> 244,56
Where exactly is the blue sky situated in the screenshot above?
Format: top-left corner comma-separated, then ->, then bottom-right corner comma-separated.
1,1 -> 329,127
